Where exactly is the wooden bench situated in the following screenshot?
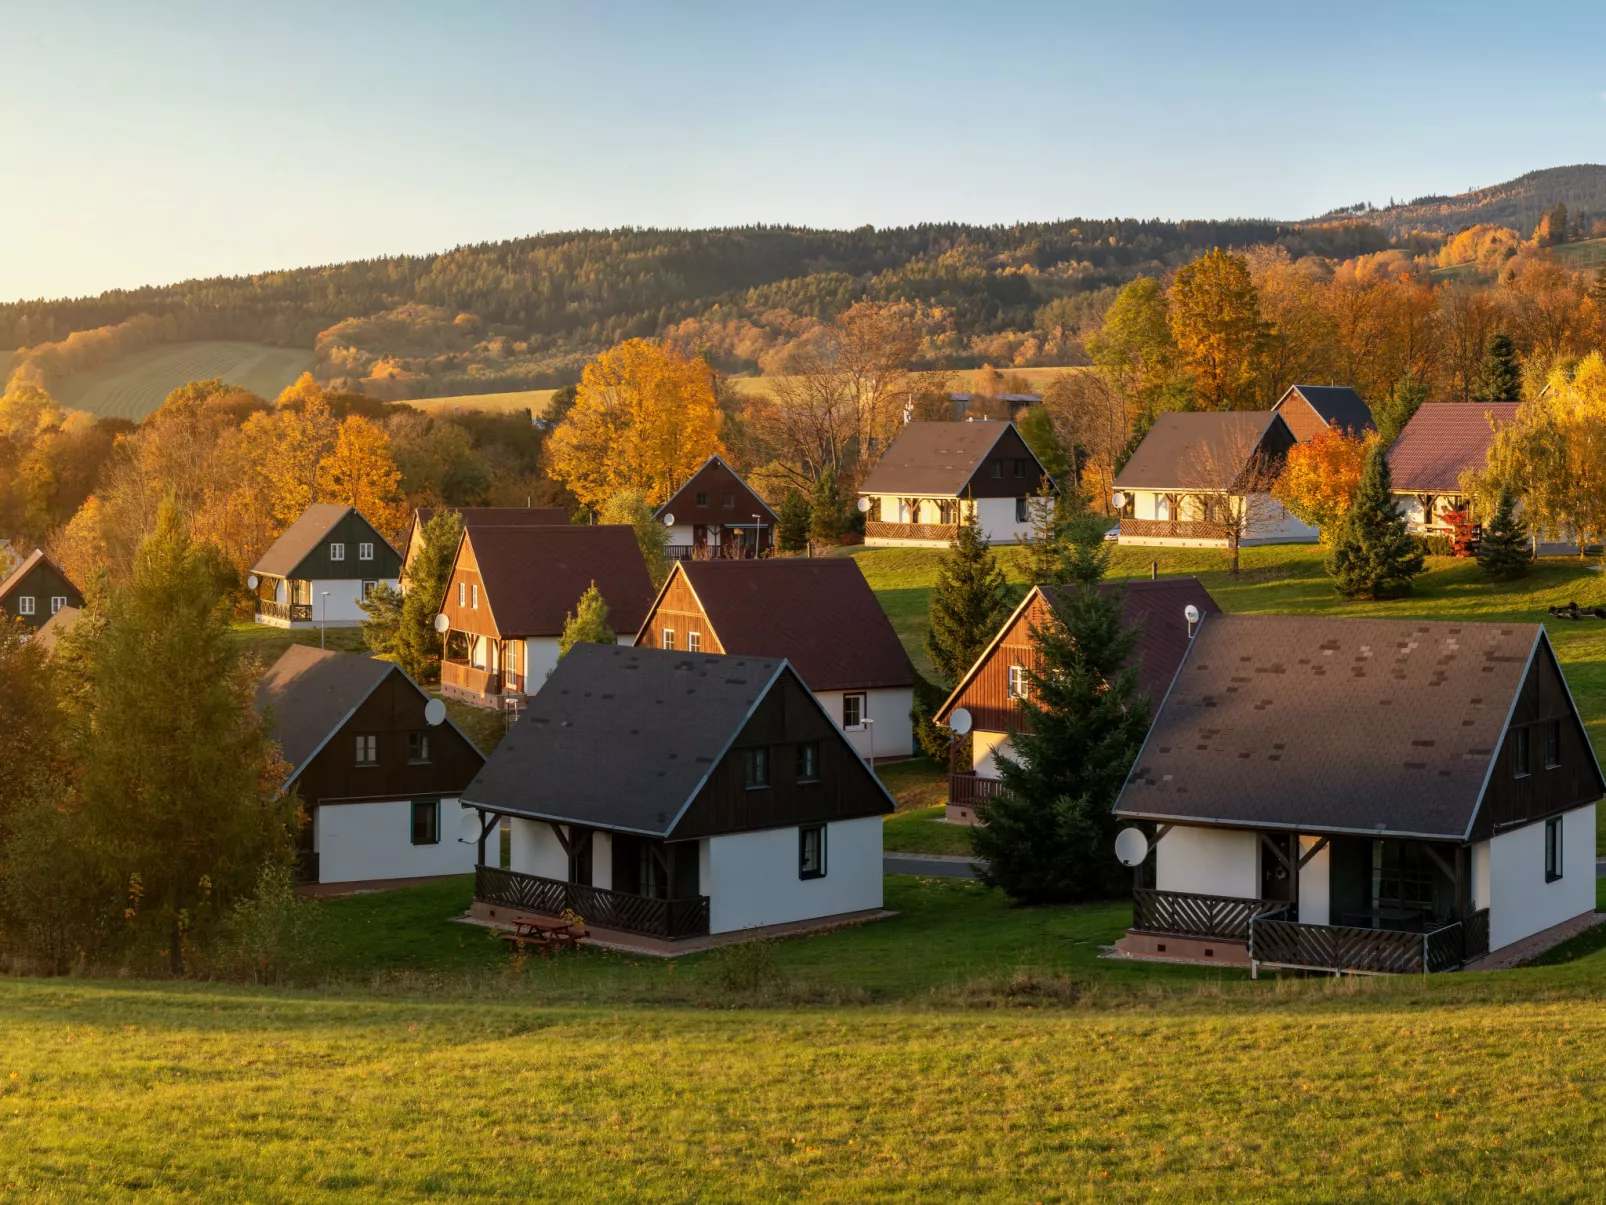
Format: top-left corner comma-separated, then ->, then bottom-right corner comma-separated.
500,914 -> 587,956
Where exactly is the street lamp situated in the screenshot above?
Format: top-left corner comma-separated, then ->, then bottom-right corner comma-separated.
320,591 -> 330,649
752,512 -> 761,557
862,717 -> 875,769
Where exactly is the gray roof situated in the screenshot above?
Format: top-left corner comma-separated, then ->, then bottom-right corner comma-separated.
1113,411 -> 1284,491
1275,385 -> 1376,434
253,504 -> 373,578
1114,614 -> 1554,840
254,645 -> 396,784
462,644 -> 792,836
860,421 -> 1028,496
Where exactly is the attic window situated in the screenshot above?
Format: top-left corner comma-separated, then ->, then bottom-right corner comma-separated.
1008,665 -> 1028,700
990,460 -> 1003,478
688,631 -> 701,653
359,542 -> 374,561
1513,726 -> 1532,778
330,542 -> 345,562
743,747 -> 770,790
1013,459 -> 1026,478
17,596 -> 33,616
661,628 -> 675,651
695,491 -> 709,507
722,492 -> 735,508
1543,720 -> 1561,769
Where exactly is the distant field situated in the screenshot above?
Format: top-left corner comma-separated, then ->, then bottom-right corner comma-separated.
54,341 -> 313,420
410,388 -> 556,417
728,365 -> 1085,400
1554,237 -> 1606,271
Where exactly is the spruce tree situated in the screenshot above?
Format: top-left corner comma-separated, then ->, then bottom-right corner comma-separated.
559,582 -> 614,656
777,490 -> 811,553
925,510 -> 1010,686
1375,377 -> 1427,446
391,508 -> 463,682
1476,488 -> 1533,580
1020,484 -> 1069,585
807,468 -> 846,553
1471,333 -> 1522,402
1325,443 -> 1425,599
969,586 -> 1150,904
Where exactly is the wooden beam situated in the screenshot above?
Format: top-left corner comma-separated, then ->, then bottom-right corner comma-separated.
1297,835 -> 1329,870
547,821 -> 572,855
1259,832 -> 1293,873
1420,842 -> 1456,884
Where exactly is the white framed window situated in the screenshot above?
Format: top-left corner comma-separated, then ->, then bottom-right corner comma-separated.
354,734 -> 378,766
470,583 -> 479,609
458,582 -> 466,607
688,631 -> 701,652
1008,665 -> 1028,700
1545,816 -> 1564,883
843,692 -> 866,730
17,596 -> 34,616
50,596 -> 67,614
329,542 -> 346,562
661,628 -> 675,650
361,580 -> 377,599
359,542 -> 374,561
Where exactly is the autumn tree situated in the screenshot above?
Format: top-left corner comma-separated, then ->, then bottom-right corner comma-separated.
546,339 -> 725,508
1168,249 -> 1264,410
317,415 -> 409,544
599,489 -> 669,586
1272,427 -> 1370,542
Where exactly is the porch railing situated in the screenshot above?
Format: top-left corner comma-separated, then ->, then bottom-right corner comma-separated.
475,865 -> 710,939
866,520 -> 958,543
666,543 -> 772,562
1249,908 -> 1477,975
442,659 -> 501,698
949,771 -> 1006,807
1118,517 -> 1232,542
1132,888 -> 1286,941
256,599 -> 313,623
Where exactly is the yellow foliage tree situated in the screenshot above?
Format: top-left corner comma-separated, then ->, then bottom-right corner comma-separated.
275,371 -> 327,410
1168,250 -> 1263,410
317,416 -> 410,544
547,339 -> 724,507
246,390 -> 338,530
1271,426 -> 1371,542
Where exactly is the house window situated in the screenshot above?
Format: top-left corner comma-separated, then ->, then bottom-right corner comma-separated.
843,693 -> 866,730
17,596 -> 34,616
411,799 -> 440,846
722,492 -> 735,508
361,580 -> 378,599
458,582 -> 466,607
1513,726 -> 1532,778
1013,459 -> 1026,478
1545,816 -> 1564,882
695,491 -> 709,507
991,460 -> 1003,478
470,583 -> 479,609
661,628 -> 675,650
743,747 -> 770,789
1544,720 -> 1562,769
50,596 -> 66,614
408,732 -> 431,764
330,543 -> 345,562
1015,497 -> 1029,523
799,824 -> 826,880
354,734 -> 378,766
688,631 -> 701,652
1008,665 -> 1028,700
359,542 -> 374,561
796,742 -> 819,782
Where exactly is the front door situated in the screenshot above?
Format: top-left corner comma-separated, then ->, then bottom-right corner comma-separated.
1261,834 -> 1295,903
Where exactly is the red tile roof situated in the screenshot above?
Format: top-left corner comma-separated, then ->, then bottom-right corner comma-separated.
465,525 -> 656,638
1386,403 -> 1519,493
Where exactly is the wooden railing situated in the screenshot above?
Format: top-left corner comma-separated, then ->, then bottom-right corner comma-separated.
1132,888 -> 1285,941
1118,517 -> 1232,542
1249,908 -> 1475,974
949,771 -> 1006,807
476,865 -> 710,939
256,599 -> 313,623
1463,908 -> 1490,961
866,520 -> 958,543
666,543 -> 772,562
442,659 -> 501,698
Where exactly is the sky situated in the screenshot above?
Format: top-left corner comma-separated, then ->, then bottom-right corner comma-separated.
4,0 -> 1606,303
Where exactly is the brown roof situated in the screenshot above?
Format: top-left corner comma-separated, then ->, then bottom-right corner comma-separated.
1385,402 -> 1519,493
464,525 -> 656,638
30,604 -> 80,653
1113,412 -> 1290,491
860,421 -> 1034,496
1114,615 -> 1567,839
653,456 -> 777,525
658,558 -> 914,691
415,507 -> 570,530
252,504 -> 394,577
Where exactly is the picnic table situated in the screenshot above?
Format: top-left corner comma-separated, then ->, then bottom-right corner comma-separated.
500,914 -> 587,956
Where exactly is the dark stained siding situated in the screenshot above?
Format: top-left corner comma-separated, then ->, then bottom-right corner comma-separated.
949,594 -> 1051,735
662,458 -> 777,528
639,571 -> 723,653
961,426 -> 1050,499
672,669 -> 891,839
1472,639 -> 1605,837
1,561 -> 82,629
287,511 -> 401,581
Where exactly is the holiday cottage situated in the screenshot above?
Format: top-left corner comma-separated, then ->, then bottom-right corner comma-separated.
1113,614 -> 1602,973
1270,384 -> 1375,442
252,504 -> 402,628
256,646 -> 486,888
404,506 -> 570,578
858,420 -> 1053,547
1385,402 -> 1519,534
653,455 -> 778,560
636,558 -> 916,759
936,577 -> 1221,822
462,643 -> 895,951
0,549 -> 83,631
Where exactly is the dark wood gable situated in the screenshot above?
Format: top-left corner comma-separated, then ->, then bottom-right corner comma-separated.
662,457 -> 778,524
670,668 -> 890,841
1470,636 -> 1605,839
287,511 -> 402,581
959,426 -> 1051,499
1,558 -> 83,630
947,591 -> 1049,736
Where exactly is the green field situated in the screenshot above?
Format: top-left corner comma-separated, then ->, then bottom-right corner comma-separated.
55,341 -> 314,420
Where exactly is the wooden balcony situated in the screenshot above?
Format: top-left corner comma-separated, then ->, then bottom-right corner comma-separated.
1131,888 -> 1286,942
949,771 -> 1006,807
476,865 -> 710,940
1118,517 -> 1232,543
866,520 -> 958,543
256,599 -> 313,624
441,659 -> 502,704
1248,906 -> 1490,975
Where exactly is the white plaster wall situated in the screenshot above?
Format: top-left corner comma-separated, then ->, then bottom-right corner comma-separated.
1238,495 -> 1320,546
972,731 -> 1012,777
1472,840 -> 1492,910
509,817 -> 568,880
813,687 -> 915,759
1297,835 -> 1330,926
1155,826 -> 1259,899
307,578 -> 396,626
974,497 -> 1030,545
592,831 -> 613,891
1487,803 -> 1596,952
314,798 -> 475,884
523,637 -> 562,686
705,816 -> 883,934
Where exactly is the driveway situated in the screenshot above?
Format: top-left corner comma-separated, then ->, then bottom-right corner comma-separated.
884,853 -> 982,879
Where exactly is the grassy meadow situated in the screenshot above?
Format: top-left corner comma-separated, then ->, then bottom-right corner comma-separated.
55,341 -> 313,420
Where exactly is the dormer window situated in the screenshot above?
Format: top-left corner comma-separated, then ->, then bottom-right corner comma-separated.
330,543 -> 345,562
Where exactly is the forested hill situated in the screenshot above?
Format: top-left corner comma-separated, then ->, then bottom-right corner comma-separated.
1316,164 -> 1606,239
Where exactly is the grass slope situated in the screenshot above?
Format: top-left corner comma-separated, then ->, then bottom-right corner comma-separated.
409,388 -> 557,417
55,341 -> 313,420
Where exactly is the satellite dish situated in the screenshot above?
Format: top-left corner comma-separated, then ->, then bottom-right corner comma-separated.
433,613 -> 450,634
949,707 -> 973,736
1111,491 -> 1128,510
247,574 -> 259,589
1184,604 -> 1201,625
856,497 -> 872,513
423,698 -> 447,727
1115,827 -> 1149,868
662,513 -> 675,527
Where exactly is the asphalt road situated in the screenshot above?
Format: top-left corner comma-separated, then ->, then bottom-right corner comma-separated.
884,854 -> 981,879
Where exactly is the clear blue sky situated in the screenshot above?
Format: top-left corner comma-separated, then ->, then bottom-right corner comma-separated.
5,0 -> 1606,303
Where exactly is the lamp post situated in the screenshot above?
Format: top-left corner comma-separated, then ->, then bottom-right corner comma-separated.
320,591 -> 330,649
752,512 -> 761,557
862,717 -> 875,770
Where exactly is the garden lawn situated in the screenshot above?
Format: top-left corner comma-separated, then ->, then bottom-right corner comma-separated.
228,620 -> 368,667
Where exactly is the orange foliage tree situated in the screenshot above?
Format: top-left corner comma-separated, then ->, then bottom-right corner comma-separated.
1168,249 -> 1264,410
1272,426 -> 1371,541
318,416 -> 409,544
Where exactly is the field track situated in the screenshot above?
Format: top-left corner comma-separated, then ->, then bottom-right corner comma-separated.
54,341 -> 313,420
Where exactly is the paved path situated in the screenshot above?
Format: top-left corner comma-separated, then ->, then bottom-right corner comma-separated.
884,853 -> 982,879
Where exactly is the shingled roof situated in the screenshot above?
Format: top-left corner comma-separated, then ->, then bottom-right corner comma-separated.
254,646 -> 398,785
0,549 -> 47,605
459,525 -> 655,638
652,455 -> 778,525
1113,412 -> 1293,492
651,558 -> 914,692
1273,385 -> 1376,437
860,421 -> 1042,496
1114,614 -> 1585,839
252,504 -> 394,578
1386,403 -> 1519,494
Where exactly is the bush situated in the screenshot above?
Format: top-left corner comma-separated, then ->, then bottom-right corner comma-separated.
711,936 -> 785,993
1416,533 -> 1453,557
215,864 -> 317,984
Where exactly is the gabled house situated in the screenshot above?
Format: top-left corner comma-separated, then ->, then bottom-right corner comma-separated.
1113,411 -> 1315,547
461,643 -> 896,952
635,558 -> 916,760
653,455 -> 778,561
436,524 -> 654,709
252,504 -> 402,628
859,420 -> 1053,547
403,507 -> 570,579
1271,385 -> 1376,441
1114,615 -> 1603,973
0,549 -> 83,631
255,646 -> 486,888
1386,402 -> 1520,534
936,577 -> 1221,822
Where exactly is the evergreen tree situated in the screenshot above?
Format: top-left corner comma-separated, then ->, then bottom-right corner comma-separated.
1062,513 -> 1113,588
392,508 -> 462,682
600,488 -> 669,586
1324,443 -> 1425,599
1375,377 -> 1428,445
925,510 -> 1010,686
970,586 -> 1150,904
1471,333 -> 1523,403
1020,484 -> 1070,585
807,468 -> 846,553
777,489 -> 811,553
358,582 -> 404,656
559,582 -> 614,656
1476,488 -> 1533,581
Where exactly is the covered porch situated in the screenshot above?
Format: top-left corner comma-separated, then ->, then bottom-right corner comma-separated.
439,629 -> 526,709
254,575 -> 313,626
667,521 -> 772,562
862,494 -> 966,545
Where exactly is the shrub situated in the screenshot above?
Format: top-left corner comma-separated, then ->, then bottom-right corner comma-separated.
711,936 -> 785,993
